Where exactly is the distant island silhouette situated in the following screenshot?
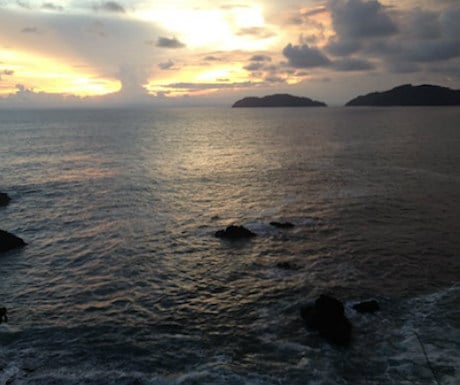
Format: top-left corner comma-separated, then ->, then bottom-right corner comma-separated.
232,94 -> 327,108
346,84 -> 460,106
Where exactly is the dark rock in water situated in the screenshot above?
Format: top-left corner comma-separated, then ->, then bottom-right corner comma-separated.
353,300 -> 380,314
0,229 -> 27,253
276,261 -> 299,270
270,221 -> 295,229
0,307 -> 7,323
300,294 -> 352,346
0,192 -> 11,207
215,225 -> 257,240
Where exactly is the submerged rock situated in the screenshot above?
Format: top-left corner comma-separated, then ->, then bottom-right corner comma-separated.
0,229 -> 27,253
276,261 -> 300,270
215,225 -> 257,240
0,192 -> 11,207
270,221 -> 295,229
0,307 -> 7,323
353,300 -> 380,314
300,294 -> 352,346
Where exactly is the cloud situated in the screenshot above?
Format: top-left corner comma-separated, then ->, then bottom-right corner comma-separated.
94,1 -> 126,13
21,26 -> 40,33
403,40 -> 460,63
405,8 -> 440,39
386,61 -> 420,74
332,57 -> 375,71
440,7 -> 460,39
203,55 -> 222,62
249,54 -> 271,62
265,75 -> 285,83
41,2 -> 64,12
155,36 -> 186,49
282,43 -> 330,68
162,81 -> 254,91
302,6 -> 328,17
0,69 -> 15,80
244,62 -> 265,71
158,60 -> 175,70
326,38 -> 361,56
16,1 -> 31,9
236,27 -> 276,39
328,0 -> 398,39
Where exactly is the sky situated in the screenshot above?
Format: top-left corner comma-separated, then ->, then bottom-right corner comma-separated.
0,0 -> 459,107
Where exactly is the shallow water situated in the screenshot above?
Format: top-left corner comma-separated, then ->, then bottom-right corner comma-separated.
1,107 -> 459,384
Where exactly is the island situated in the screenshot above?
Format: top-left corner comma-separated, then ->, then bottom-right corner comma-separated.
232,93 -> 327,108
345,84 -> 460,106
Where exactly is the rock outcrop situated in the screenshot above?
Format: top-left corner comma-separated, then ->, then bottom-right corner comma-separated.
215,225 -> 257,240
300,295 -> 352,346
0,229 -> 27,253
0,192 -> 11,207
353,300 -> 380,314
270,221 -> 295,229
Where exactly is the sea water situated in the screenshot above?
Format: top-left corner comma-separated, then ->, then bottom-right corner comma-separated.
0,106 -> 459,384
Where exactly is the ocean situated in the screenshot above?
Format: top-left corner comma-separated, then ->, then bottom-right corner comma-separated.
0,106 -> 459,384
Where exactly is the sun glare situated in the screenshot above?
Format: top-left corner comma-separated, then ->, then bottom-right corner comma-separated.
135,4 -> 275,51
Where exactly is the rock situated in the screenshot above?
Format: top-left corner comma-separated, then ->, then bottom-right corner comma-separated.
0,192 -> 11,207
215,225 -> 257,240
276,261 -> 299,270
0,307 -> 7,323
353,300 -> 380,314
0,229 -> 27,253
300,294 -> 352,346
270,221 -> 295,229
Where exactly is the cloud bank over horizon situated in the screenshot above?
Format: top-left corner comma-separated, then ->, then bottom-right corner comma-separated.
0,0 -> 459,107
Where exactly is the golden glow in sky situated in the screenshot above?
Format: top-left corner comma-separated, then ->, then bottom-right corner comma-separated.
0,49 -> 119,96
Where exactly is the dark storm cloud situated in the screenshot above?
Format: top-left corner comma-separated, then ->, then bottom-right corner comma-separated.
155,37 -> 186,49
282,43 -> 330,68
328,0 -> 398,39
94,1 -> 126,14
320,0 -> 460,77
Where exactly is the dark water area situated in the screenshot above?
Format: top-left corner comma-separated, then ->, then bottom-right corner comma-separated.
0,107 -> 459,384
